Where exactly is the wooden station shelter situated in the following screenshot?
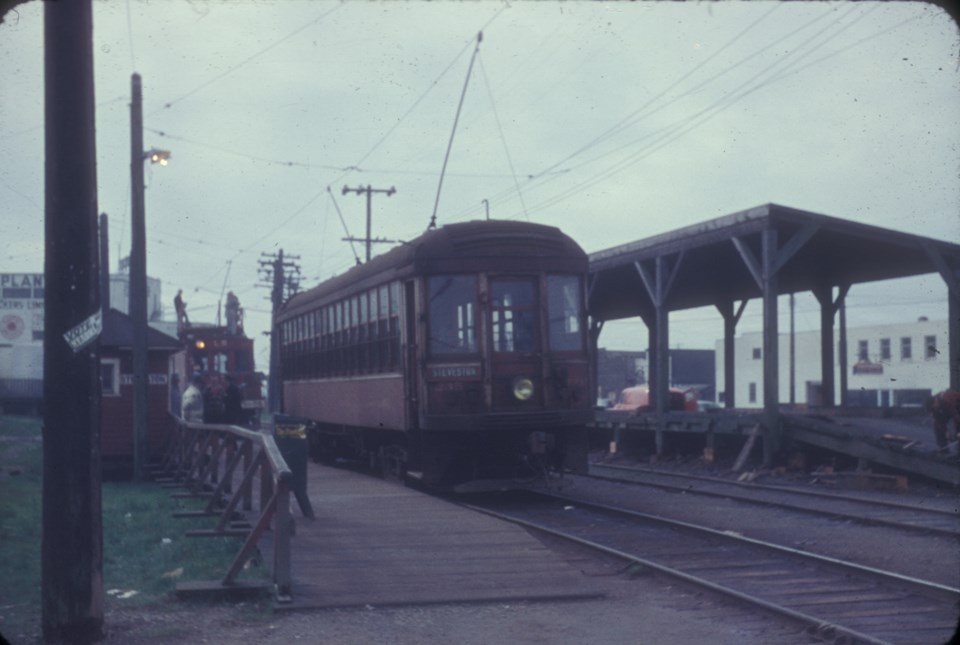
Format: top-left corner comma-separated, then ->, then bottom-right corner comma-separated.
99,307 -> 181,471
587,203 -> 960,464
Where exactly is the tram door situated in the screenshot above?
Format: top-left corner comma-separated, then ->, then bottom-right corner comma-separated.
488,278 -> 542,408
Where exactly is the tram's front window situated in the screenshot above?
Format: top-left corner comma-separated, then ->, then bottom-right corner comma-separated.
491,280 -> 536,353
428,275 -> 477,355
547,275 -> 582,351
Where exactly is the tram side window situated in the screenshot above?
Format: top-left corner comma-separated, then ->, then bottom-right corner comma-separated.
428,276 -> 477,355
491,280 -> 535,353
389,281 -> 401,370
547,275 -> 582,351
193,352 -> 209,374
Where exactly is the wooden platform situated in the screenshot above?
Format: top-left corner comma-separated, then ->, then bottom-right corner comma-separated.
591,408 -> 959,486
265,464 -> 606,611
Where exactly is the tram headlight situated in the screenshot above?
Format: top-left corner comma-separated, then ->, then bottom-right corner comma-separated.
512,377 -> 534,401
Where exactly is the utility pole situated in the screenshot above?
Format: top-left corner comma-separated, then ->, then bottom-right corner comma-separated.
341,184 -> 396,262
99,213 -> 111,316
258,250 -> 301,413
42,0 -> 104,640
130,72 -> 148,481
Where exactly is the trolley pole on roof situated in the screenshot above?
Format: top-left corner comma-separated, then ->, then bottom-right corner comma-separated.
342,185 -> 396,262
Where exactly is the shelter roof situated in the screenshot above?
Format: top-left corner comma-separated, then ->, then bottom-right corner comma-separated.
100,308 -> 181,350
588,203 -> 960,321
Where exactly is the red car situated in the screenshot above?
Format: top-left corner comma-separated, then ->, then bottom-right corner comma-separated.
612,385 -> 697,412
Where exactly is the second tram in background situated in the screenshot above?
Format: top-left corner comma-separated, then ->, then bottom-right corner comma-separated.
277,220 -> 592,488
169,299 -> 265,424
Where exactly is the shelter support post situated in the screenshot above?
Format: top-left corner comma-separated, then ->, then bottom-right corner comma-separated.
812,284 -> 850,408
951,294 -> 960,391
813,286 -> 835,407
588,317 -> 603,404
761,228 -> 780,464
635,253 -> 685,455
838,295 -> 848,407
716,299 -> 747,409
923,243 -> 960,390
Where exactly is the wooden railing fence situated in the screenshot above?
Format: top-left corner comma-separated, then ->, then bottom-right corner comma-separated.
152,416 -> 296,603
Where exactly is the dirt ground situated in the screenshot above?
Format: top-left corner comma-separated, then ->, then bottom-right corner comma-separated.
95,572 -> 821,645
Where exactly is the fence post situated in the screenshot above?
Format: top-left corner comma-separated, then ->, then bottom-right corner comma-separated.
242,440 -> 253,511
260,457 -> 273,518
274,476 -> 292,602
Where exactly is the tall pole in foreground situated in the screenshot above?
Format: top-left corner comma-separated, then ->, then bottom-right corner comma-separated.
43,0 -> 104,640
130,73 -> 148,481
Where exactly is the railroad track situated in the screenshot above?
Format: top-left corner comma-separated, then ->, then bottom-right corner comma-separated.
461,490 -> 960,645
588,462 -> 960,539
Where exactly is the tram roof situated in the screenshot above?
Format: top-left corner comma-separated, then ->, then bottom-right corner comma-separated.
281,219 -> 586,318
588,203 -> 960,321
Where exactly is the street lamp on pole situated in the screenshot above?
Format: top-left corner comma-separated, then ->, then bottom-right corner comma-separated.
130,74 -> 169,481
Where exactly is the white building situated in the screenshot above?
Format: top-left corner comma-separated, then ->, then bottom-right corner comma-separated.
715,317 -> 948,408
0,270 -> 174,413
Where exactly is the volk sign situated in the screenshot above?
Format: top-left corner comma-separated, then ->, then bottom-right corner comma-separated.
63,311 -> 102,352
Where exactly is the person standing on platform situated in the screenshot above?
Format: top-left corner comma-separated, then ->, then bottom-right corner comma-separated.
223,375 -> 244,425
169,373 -> 182,418
927,389 -> 960,453
181,374 -> 205,423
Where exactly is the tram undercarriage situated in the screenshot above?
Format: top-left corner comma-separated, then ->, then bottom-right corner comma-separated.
306,423 -> 588,490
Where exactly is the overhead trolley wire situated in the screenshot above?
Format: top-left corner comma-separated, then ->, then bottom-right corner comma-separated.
478,53 -> 529,221
527,2 -> 784,183
337,4 -> 507,188
148,3 -> 343,115
494,5 -> 887,221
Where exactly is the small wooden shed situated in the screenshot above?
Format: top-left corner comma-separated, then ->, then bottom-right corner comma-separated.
99,308 -> 181,474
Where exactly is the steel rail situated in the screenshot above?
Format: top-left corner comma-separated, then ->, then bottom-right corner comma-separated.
591,462 -> 959,516
587,463 -> 960,539
533,490 -> 960,602
460,501 -> 891,645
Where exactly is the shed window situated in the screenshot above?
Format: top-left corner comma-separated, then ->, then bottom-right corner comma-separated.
100,359 -> 120,396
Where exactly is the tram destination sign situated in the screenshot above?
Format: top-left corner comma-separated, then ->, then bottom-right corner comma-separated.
428,365 -> 480,380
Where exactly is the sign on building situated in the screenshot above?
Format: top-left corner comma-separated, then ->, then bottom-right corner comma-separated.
0,273 -> 44,346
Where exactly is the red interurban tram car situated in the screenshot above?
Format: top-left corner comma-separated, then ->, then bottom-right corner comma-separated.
277,220 -> 592,488
170,324 -> 264,422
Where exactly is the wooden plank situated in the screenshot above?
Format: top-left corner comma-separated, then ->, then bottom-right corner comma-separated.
176,579 -> 270,601
731,425 -> 760,472
269,463 -> 607,610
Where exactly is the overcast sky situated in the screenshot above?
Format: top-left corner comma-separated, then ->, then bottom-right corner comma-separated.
2,1 -> 958,371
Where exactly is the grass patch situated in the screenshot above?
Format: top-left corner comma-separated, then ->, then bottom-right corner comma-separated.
0,415 -> 43,440
0,415 -> 269,642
